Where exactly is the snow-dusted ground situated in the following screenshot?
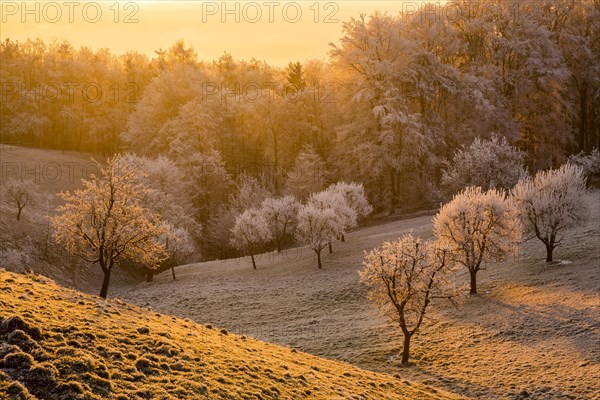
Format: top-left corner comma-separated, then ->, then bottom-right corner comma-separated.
118,192 -> 600,399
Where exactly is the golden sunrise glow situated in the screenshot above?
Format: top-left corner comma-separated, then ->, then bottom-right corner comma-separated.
1,1 -> 598,398
1,1 -> 430,65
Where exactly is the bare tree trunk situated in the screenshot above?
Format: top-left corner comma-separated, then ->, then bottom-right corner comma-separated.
328,242 -> 333,254
16,206 -> 23,221
315,249 -> 322,269
579,85 -> 588,151
44,233 -> 49,258
171,264 -> 176,280
100,269 -> 111,299
341,234 -> 345,242
401,333 -> 411,364
272,126 -> 279,193
278,223 -> 289,253
251,254 -> 257,270
389,169 -> 396,212
545,243 -> 554,263
469,269 -> 478,295
145,269 -> 154,283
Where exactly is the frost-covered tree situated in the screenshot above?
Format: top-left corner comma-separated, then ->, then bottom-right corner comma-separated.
308,189 -> 357,249
285,61 -> 307,92
181,149 -> 234,224
123,43 -> 205,155
284,145 -> 329,200
329,12 -> 507,211
1,178 -> 40,221
51,156 -> 168,298
140,191 -> 200,282
205,174 -> 272,259
260,195 -> 300,252
360,234 -> 455,364
229,209 -> 272,270
0,246 -> 33,272
434,187 -> 521,294
329,13 -> 425,210
126,154 -> 190,200
229,174 -> 273,213
543,0 -> 600,153
160,224 -> 196,280
295,204 -> 340,269
511,164 -> 589,262
326,182 -> 372,239
448,0 -> 573,170
568,149 -> 600,180
118,153 -> 201,277
442,135 -> 528,195
118,154 -> 199,226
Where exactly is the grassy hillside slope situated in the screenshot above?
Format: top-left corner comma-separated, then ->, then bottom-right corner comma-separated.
118,192 -> 600,399
0,144 -> 100,194
0,270 -> 464,400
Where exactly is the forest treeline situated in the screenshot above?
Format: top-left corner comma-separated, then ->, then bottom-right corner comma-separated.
1,0 -> 599,258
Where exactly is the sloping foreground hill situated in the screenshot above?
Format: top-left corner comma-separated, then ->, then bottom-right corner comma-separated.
0,270 -> 464,400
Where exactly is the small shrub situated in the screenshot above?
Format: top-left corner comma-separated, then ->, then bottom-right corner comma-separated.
135,389 -> 153,399
108,351 -> 123,361
155,343 -> 180,357
66,339 -> 82,348
55,347 -> 77,357
568,148 -> 600,179
29,348 -> 50,362
159,362 -> 171,371
170,361 -> 190,372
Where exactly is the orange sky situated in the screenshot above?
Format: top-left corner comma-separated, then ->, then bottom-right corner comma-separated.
1,1 -> 431,65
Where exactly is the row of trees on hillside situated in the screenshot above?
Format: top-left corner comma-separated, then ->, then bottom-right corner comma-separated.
41,154 -> 370,297
360,162 -> 590,364
230,182 -> 372,269
3,139 -> 597,289
2,139 -> 584,306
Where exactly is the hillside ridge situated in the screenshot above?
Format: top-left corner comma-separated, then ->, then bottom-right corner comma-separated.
0,270 -> 465,399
